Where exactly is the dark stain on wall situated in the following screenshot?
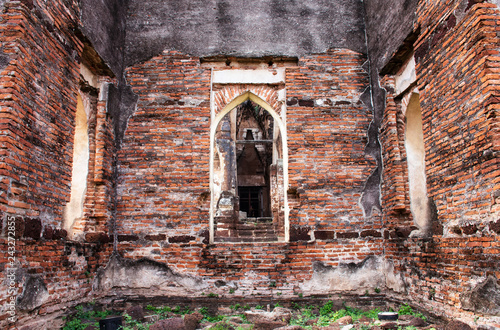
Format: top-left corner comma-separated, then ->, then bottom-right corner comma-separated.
80,0 -> 128,77
0,47 -> 9,71
124,0 -> 367,66
23,218 -> 42,240
359,80 -> 383,216
358,0 -> 421,216
107,83 -> 139,148
363,0 -> 419,71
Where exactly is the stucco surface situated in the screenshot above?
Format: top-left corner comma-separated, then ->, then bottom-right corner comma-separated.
80,0 -> 128,76
364,0 -> 419,71
124,0 -> 366,66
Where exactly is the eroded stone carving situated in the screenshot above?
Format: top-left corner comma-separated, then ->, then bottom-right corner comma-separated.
461,276 -> 500,316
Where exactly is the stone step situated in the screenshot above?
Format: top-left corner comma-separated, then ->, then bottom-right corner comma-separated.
235,223 -> 277,230
214,236 -> 279,243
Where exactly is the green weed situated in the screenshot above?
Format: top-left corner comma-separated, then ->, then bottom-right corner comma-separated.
63,300 -> 431,330
62,305 -> 113,330
199,306 -> 225,323
313,301 -> 380,327
398,304 -> 427,322
319,300 -> 333,316
120,313 -> 150,330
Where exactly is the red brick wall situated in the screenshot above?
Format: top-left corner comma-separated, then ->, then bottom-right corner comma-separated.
115,48 -> 384,294
415,2 -> 500,229
117,239 -> 384,296
0,1 -> 115,328
0,0 -> 81,223
118,50 -> 211,239
286,49 -> 381,239
2,0 -> 498,327
379,76 -> 411,217
76,85 -> 117,241
1,5 -> 385,325
0,238 -> 113,328
380,1 -> 500,323
120,49 -> 381,240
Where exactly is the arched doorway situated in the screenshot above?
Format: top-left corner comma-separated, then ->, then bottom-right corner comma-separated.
210,92 -> 287,243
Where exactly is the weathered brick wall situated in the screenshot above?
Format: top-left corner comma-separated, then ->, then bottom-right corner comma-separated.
384,236 -> 500,320
117,50 -> 211,240
379,76 -> 411,218
0,0 -> 81,224
116,239 -> 385,297
286,49 -> 382,240
2,0 -> 499,327
114,48 -> 385,296
0,1 -> 115,328
415,1 -> 499,230
0,237 -> 113,328
0,3 -> 385,326
73,86 -> 116,241
119,49 -> 379,241
380,0 -> 500,324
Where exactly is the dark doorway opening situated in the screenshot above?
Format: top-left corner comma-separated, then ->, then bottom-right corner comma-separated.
238,186 -> 263,218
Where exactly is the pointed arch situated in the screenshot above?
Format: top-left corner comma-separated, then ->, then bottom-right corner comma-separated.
212,91 -> 287,147
209,91 -> 289,243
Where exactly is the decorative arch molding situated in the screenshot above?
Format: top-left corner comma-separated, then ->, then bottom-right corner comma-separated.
209,86 -> 289,244
212,91 -> 286,141
213,85 -> 283,117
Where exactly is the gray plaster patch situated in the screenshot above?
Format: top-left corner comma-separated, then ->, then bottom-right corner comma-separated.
16,275 -> 49,311
124,0 -> 366,66
96,254 -> 207,294
359,82 -> 383,217
364,0 -> 419,71
360,166 -> 382,216
0,48 -> 10,72
80,0 -> 127,76
0,49 -> 10,71
301,256 -> 405,294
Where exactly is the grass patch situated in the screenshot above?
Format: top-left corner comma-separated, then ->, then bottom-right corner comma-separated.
63,301 -> 430,330
398,303 -> 427,322
62,305 -> 113,330
290,301 -> 381,329
199,306 -> 225,323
